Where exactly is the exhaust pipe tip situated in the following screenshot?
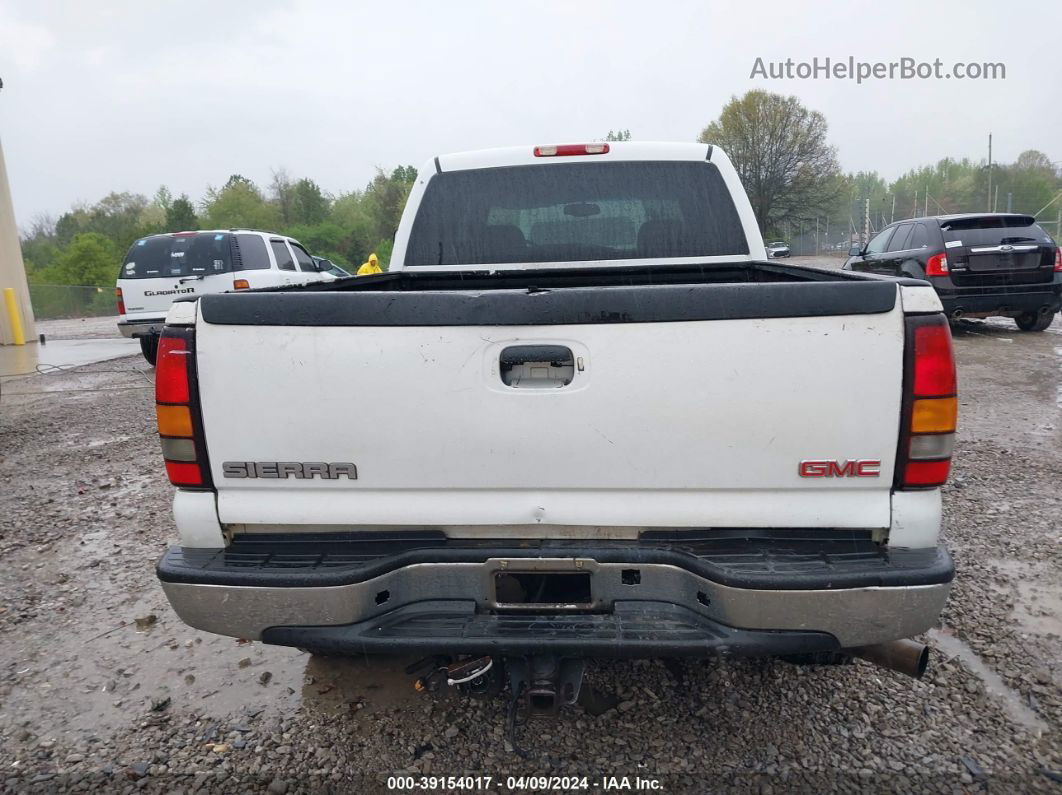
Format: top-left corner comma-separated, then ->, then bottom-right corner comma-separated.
848,639 -> 929,679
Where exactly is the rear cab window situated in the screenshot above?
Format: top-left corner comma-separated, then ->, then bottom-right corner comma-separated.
404,161 -> 749,267
121,233 -> 232,279
234,234 -> 271,270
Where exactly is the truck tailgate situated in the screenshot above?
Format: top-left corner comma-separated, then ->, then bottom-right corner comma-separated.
193,287 -> 905,535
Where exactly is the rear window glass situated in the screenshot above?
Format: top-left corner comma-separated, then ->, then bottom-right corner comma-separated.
270,240 -> 296,271
941,217 -> 1052,247
405,161 -> 749,267
120,233 -> 232,279
234,234 -> 271,270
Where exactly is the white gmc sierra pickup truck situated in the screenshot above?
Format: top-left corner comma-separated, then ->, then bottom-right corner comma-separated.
154,142 -> 956,707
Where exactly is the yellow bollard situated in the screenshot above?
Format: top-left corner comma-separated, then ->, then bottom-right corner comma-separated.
3,287 -> 26,345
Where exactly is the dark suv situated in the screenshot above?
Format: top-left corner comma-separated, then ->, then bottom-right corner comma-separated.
844,213 -> 1062,331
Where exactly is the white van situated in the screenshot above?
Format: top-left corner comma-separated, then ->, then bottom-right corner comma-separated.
116,229 -> 335,363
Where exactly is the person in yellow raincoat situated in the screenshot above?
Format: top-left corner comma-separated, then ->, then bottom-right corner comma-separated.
357,252 -> 382,275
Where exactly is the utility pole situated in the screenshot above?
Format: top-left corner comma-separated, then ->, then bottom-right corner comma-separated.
890,195 -> 896,224
986,133 -> 993,212
815,217 -> 819,255
1006,192 -> 1012,213
864,198 -> 870,243
993,185 -> 999,213
924,185 -> 929,217
0,77 -> 37,346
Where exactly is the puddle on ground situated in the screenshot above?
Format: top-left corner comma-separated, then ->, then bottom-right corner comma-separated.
1056,346 -> 1062,407
986,558 -> 1062,639
4,596 -> 431,743
928,628 -> 1048,736
1,509 -> 430,743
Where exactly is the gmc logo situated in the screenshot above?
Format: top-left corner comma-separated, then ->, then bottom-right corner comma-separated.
799,459 -> 881,478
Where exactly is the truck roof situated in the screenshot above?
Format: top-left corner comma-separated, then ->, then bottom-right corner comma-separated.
436,141 -> 716,172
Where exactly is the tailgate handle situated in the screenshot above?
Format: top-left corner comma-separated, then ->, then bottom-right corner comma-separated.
499,345 -> 575,389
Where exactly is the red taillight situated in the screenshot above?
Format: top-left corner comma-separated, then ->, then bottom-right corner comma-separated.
898,315 -> 957,489
925,253 -> 949,277
115,287 -> 126,315
165,460 -> 204,487
533,143 -> 610,157
1054,247 -> 1061,272
903,459 -> 951,487
156,336 -> 191,403
912,323 -> 957,396
155,328 -> 211,489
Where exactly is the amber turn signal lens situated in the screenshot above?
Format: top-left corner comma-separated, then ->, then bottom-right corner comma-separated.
156,404 -> 194,437
911,397 -> 957,434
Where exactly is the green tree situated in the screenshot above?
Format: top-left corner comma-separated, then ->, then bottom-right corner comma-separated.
363,166 -> 418,246
19,215 -> 60,276
283,222 -> 351,266
167,195 -> 199,230
699,91 -> 840,231
154,186 -> 173,212
270,169 -> 296,225
34,233 -> 120,287
55,209 -> 89,246
224,174 -> 255,189
291,178 -> 329,225
328,191 -> 378,264
202,178 -> 280,230
1015,150 -> 1054,173
87,192 -> 151,248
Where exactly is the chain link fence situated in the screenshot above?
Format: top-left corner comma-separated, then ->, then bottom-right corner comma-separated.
772,193 -> 1062,257
28,284 -> 115,321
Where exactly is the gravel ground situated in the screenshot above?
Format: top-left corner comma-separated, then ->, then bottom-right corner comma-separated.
0,313 -> 1059,794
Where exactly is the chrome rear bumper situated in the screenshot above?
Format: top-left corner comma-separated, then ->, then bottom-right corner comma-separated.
117,319 -> 165,338
159,541 -> 953,652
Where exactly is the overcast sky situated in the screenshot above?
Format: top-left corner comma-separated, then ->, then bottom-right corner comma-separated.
1,0 -> 1059,227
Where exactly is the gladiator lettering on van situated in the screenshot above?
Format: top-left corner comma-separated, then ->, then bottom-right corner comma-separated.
145,288 -> 196,297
